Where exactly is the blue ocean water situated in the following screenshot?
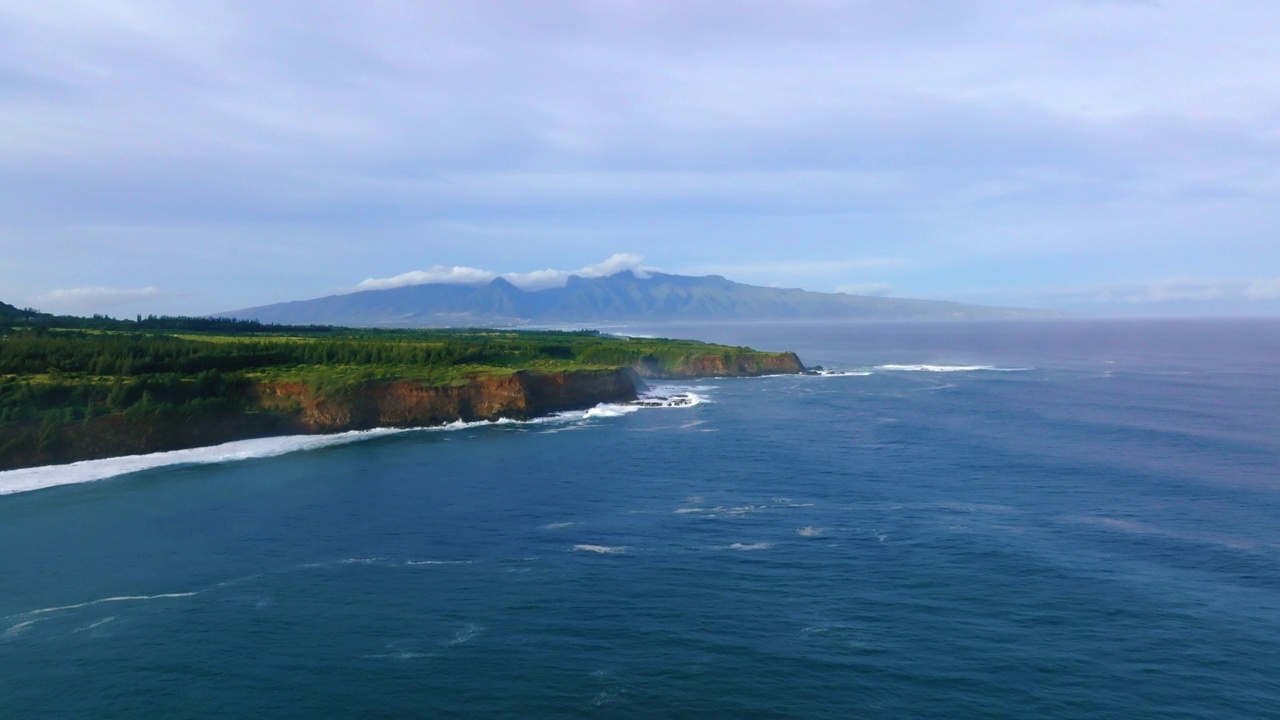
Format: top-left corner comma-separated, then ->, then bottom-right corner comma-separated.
1,319 -> 1278,718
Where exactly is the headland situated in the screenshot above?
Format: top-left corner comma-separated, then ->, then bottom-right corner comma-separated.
0,319 -> 803,470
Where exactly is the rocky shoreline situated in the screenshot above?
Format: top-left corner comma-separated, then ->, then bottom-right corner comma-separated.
0,352 -> 804,471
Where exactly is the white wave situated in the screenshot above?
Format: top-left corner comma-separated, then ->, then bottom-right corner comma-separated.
673,508 -> 706,514
405,559 -> 472,566
363,649 -> 432,660
873,364 -> 1030,373
576,386 -> 709,420
5,590 -> 199,639
806,369 -> 872,377
0,428 -> 410,497
13,591 -> 199,619
541,522 -> 574,529
3,619 -> 41,639
727,542 -> 772,551
446,623 -> 485,646
535,425 -> 593,434
584,404 -> 643,419
572,544 -> 627,554
629,392 -> 706,409
71,616 -> 116,633
363,641 -> 433,660
797,526 -> 825,537
0,382 -> 713,499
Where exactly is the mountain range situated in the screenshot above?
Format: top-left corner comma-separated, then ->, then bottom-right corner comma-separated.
220,271 -> 1054,327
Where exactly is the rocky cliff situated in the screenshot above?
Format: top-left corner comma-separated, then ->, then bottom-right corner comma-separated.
253,368 -> 643,432
631,351 -> 804,379
0,368 -> 644,470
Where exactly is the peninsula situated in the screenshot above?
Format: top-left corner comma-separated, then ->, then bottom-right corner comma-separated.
0,307 -> 803,471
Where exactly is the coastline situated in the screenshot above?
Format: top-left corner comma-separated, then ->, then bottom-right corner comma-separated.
0,375 -> 724,496
0,352 -> 805,473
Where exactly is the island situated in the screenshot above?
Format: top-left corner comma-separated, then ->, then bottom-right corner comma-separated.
0,308 -> 803,471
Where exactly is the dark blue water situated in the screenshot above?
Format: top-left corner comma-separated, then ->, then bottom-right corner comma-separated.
2,320 -> 1278,718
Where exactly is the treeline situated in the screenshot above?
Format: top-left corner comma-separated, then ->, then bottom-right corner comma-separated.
0,369 -> 245,425
0,331 -> 597,377
6,309 -> 334,334
0,323 -> 729,441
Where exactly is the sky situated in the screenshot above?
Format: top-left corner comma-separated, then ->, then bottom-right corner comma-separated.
3,0 -> 1280,318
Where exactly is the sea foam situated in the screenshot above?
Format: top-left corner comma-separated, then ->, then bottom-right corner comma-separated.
572,544 -> 627,554
0,428 -> 409,497
0,382 -> 712,497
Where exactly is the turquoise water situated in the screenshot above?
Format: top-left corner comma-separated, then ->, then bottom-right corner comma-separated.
2,320 -> 1278,718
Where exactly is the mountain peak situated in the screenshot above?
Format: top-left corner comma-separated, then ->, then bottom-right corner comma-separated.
219,271 -> 1057,326
486,276 -> 520,291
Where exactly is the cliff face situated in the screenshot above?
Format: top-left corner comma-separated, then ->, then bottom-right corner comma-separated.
0,368 -> 643,470
0,408 -> 288,471
2,350 -> 806,471
255,368 -> 643,432
632,351 -> 804,379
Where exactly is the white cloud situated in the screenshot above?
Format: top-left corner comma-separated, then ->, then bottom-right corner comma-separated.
683,258 -> 904,277
37,286 -> 162,312
835,283 -> 893,297
1108,279 -> 1226,304
1244,277 -> 1280,300
995,277 -> 1280,307
353,266 -> 497,291
351,253 -> 652,293
3,3 -> 1280,317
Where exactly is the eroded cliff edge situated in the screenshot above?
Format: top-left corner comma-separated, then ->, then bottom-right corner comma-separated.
1,350 -> 805,471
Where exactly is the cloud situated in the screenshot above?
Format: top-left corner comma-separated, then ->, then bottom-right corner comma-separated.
352,266 -> 496,291
1103,279 -> 1227,304
352,253 -> 651,292
835,283 -> 893,297
1006,277 -> 1280,306
1244,278 -> 1280,300
2,3 -> 1280,316
37,286 -> 162,312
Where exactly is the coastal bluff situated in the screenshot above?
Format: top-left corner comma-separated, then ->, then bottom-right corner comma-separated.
0,349 -> 805,471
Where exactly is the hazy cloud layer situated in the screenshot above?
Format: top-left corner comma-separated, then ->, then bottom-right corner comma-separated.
2,1 -> 1279,315
37,287 -> 163,313
352,253 -> 651,292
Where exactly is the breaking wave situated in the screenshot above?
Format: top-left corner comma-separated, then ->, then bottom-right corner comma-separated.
572,544 -> 627,554
4,591 -> 200,641
806,369 -> 873,377
0,383 -> 711,498
0,428 -> 410,497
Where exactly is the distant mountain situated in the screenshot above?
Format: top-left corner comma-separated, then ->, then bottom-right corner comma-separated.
220,271 -> 1056,327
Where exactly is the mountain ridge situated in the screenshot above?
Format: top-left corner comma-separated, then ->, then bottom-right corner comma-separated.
221,270 -> 1056,326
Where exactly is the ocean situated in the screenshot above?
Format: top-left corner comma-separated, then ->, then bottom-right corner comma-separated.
1,319 -> 1278,718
